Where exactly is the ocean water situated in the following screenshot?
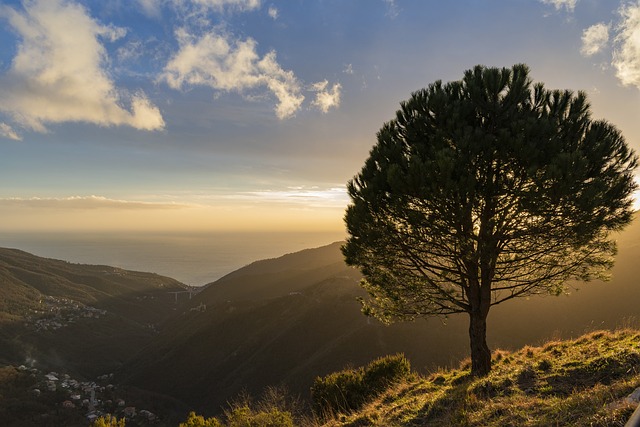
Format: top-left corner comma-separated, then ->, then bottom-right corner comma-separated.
0,231 -> 346,286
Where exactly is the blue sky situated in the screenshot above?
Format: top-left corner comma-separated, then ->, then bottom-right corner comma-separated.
1,0 -> 639,232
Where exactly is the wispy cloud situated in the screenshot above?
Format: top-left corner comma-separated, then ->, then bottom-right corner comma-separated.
581,23 -> 610,56
0,196 -> 189,210
540,0 -> 578,13
0,0 -> 165,133
162,28 -> 304,119
117,40 -> 145,63
229,186 -> 349,209
383,0 -> 399,19
268,6 -> 278,19
186,0 -> 261,13
0,122 -> 21,141
137,0 -> 162,18
310,80 -> 342,113
613,2 -> 640,88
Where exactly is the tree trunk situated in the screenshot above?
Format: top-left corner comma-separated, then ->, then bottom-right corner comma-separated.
468,310 -> 491,376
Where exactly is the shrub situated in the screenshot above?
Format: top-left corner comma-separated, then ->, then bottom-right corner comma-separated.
179,387 -> 295,427
225,405 -> 293,427
179,411 -> 223,427
363,353 -> 411,395
311,367 -> 366,417
91,415 -> 126,427
311,353 -> 411,418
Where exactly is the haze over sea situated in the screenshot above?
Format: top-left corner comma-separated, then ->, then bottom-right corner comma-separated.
0,231 -> 346,286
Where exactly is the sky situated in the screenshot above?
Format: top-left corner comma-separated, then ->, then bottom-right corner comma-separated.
1,0 -> 640,233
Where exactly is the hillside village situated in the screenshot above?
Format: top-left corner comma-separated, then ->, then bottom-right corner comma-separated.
25,296 -> 107,332
13,364 -> 159,425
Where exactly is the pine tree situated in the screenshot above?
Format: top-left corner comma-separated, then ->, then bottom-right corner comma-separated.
343,64 -> 638,376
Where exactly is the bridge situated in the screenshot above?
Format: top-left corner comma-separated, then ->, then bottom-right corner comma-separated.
168,289 -> 199,303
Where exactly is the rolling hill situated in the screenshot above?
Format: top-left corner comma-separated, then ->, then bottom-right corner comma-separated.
121,242 -> 471,414
3,215 -> 640,421
0,247 -> 189,378
122,215 -> 640,417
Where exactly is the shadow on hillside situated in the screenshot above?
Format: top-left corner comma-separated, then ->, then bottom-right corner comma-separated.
4,219 -> 640,422
0,247 -> 193,379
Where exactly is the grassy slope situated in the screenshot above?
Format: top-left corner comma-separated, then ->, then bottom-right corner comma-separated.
325,329 -> 640,427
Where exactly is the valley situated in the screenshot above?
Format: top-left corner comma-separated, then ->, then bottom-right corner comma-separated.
2,216 -> 640,425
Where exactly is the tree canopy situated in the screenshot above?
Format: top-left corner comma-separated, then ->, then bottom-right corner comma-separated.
343,64 -> 637,376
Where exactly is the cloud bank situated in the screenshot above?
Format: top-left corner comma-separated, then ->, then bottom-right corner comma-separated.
0,0 -> 165,135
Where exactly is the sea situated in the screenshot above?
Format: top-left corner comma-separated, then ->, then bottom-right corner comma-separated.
0,231 -> 346,286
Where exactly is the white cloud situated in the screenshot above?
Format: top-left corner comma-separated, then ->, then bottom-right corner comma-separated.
232,186 -> 349,209
117,41 -> 144,63
383,0 -> 399,18
310,80 -> 342,113
162,28 -> 304,119
268,6 -> 278,19
581,23 -> 610,56
540,0 -> 578,12
613,2 -> 640,88
0,0 -> 165,133
138,0 -> 162,18
0,195 -> 188,210
343,63 -> 354,74
0,122 -> 21,141
187,0 -> 260,12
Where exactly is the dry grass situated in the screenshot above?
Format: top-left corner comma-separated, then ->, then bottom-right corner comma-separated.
320,329 -> 640,427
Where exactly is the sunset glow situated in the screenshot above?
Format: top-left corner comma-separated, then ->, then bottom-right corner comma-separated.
2,0 -> 640,233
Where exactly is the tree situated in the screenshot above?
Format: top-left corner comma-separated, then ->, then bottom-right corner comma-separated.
343,64 -> 637,376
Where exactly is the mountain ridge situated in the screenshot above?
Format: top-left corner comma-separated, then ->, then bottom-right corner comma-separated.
3,217 -> 640,421
123,216 -> 640,416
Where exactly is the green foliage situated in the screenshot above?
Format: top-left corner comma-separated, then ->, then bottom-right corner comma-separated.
363,353 -> 412,394
91,414 -> 126,427
179,387 -> 295,427
311,353 -> 411,418
179,407 -> 293,427
311,366 -> 366,416
325,329 -> 640,427
179,411 -> 223,427
343,63 -> 638,376
224,405 -> 294,427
